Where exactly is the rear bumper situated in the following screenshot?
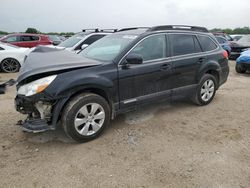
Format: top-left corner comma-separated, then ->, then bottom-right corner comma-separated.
219,65 -> 229,87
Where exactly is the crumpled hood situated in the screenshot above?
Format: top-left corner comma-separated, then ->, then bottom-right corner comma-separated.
17,46 -> 102,82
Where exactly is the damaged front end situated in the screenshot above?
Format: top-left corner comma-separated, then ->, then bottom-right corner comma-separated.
15,74 -> 69,133
15,94 -> 55,132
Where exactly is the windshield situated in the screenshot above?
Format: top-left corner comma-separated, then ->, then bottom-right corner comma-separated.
58,34 -> 85,48
79,34 -> 137,61
238,35 -> 250,43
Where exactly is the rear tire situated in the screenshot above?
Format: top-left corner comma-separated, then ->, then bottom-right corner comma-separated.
235,63 -> 247,73
62,93 -> 110,143
192,74 -> 217,106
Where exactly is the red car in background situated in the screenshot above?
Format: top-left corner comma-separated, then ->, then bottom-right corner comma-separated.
0,33 -> 52,48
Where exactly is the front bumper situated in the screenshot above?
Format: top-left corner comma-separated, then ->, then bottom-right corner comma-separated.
15,94 -> 56,132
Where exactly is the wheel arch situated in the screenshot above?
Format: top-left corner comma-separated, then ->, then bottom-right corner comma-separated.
51,85 -> 115,127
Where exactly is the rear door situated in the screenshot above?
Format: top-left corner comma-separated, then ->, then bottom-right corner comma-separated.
169,33 -> 204,91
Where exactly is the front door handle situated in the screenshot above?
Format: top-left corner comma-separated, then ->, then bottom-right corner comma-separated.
161,64 -> 171,70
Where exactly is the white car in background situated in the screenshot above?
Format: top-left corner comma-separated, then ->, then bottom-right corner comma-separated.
0,42 -> 30,73
54,29 -> 114,53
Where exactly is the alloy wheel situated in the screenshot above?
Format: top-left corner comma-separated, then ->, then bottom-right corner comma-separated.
1,58 -> 19,73
74,103 -> 105,136
200,79 -> 215,102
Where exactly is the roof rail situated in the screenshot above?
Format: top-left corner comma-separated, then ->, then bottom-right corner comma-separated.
118,27 -> 150,32
82,28 -> 118,33
99,29 -> 118,32
82,28 -> 99,32
148,25 -> 209,33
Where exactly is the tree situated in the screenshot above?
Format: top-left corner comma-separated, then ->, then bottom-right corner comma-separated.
25,28 -> 39,34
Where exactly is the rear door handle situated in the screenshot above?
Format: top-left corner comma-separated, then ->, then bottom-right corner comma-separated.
161,63 -> 171,70
197,57 -> 205,64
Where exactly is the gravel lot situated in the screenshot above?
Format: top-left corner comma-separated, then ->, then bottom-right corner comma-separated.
0,61 -> 249,188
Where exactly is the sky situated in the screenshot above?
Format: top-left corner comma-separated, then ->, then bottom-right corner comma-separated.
1,0 -> 250,32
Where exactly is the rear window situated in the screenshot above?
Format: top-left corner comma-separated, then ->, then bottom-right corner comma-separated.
198,35 -> 218,52
169,34 -> 202,56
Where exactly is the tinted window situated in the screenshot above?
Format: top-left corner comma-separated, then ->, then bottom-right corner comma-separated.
129,34 -> 167,61
5,36 -> 18,42
83,35 -> 106,45
198,35 -> 218,51
30,36 -> 39,41
0,47 -> 4,50
20,36 -> 31,41
216,37 -> 226,44
75,35 -> 106,50
169,34 -> 202,56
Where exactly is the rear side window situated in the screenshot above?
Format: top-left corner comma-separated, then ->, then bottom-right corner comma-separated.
198,35 -> 218,52
20,35 -> 39,41
0,47 -> 4,50
129,34 -> 167,62
30,36 -> 39,41
169,34 -> 202,56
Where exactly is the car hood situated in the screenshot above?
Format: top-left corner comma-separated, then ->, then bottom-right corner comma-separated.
17,46 -> 102,83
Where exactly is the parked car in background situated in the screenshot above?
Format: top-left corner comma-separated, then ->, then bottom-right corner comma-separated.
56,29 -> 116,53
0,34 -> 6,39
0,33 -> 52,48
215,36 -> 231,56
230,34 -> 243,41
15,25 -> 229,142
47,35 -> 62,46
235,50 -> 250,73
213,32 -> 234,41
0,42 -> 31,73
230,35 -> 250,60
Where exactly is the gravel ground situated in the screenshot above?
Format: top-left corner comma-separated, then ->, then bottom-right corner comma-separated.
0,61 -> 249,188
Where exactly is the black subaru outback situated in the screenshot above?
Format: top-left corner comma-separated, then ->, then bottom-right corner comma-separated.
15,25 -> 229,142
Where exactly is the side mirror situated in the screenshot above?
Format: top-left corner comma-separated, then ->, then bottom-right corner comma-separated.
125,54 -> 143,65
81,44 -> 89,50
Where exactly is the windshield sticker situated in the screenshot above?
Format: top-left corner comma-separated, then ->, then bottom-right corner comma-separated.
123,35 -> 138,39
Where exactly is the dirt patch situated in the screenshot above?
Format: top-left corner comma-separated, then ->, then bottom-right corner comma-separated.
0,61 -> 250,188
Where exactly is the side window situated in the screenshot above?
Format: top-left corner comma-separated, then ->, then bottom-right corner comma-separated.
198,35 -> 218,52
30,36 -> 39,41
5,36 -> 18,42
216,37 -> 226,44
0,47 -> 4,50
169,34 -> 202,56
83,35 -> 106,45
75,35 -> 106,50
20,36 -> 32,41
129,34 -> 167,62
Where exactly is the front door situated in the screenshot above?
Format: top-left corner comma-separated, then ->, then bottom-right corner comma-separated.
118,34 -> 172,110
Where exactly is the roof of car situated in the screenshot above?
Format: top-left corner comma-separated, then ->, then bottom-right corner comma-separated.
3,33 -> 46,37
115,25 -> 210,36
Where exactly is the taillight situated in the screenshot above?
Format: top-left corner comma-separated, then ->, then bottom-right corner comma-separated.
222,50 -> 228,58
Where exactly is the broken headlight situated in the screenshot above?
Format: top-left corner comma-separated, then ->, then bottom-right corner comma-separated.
17,75 -> 57,96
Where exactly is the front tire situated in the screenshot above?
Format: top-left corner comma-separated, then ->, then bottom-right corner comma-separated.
235,63 -> 247,73
192,74 -> 217,106
62,93 -> 110,143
